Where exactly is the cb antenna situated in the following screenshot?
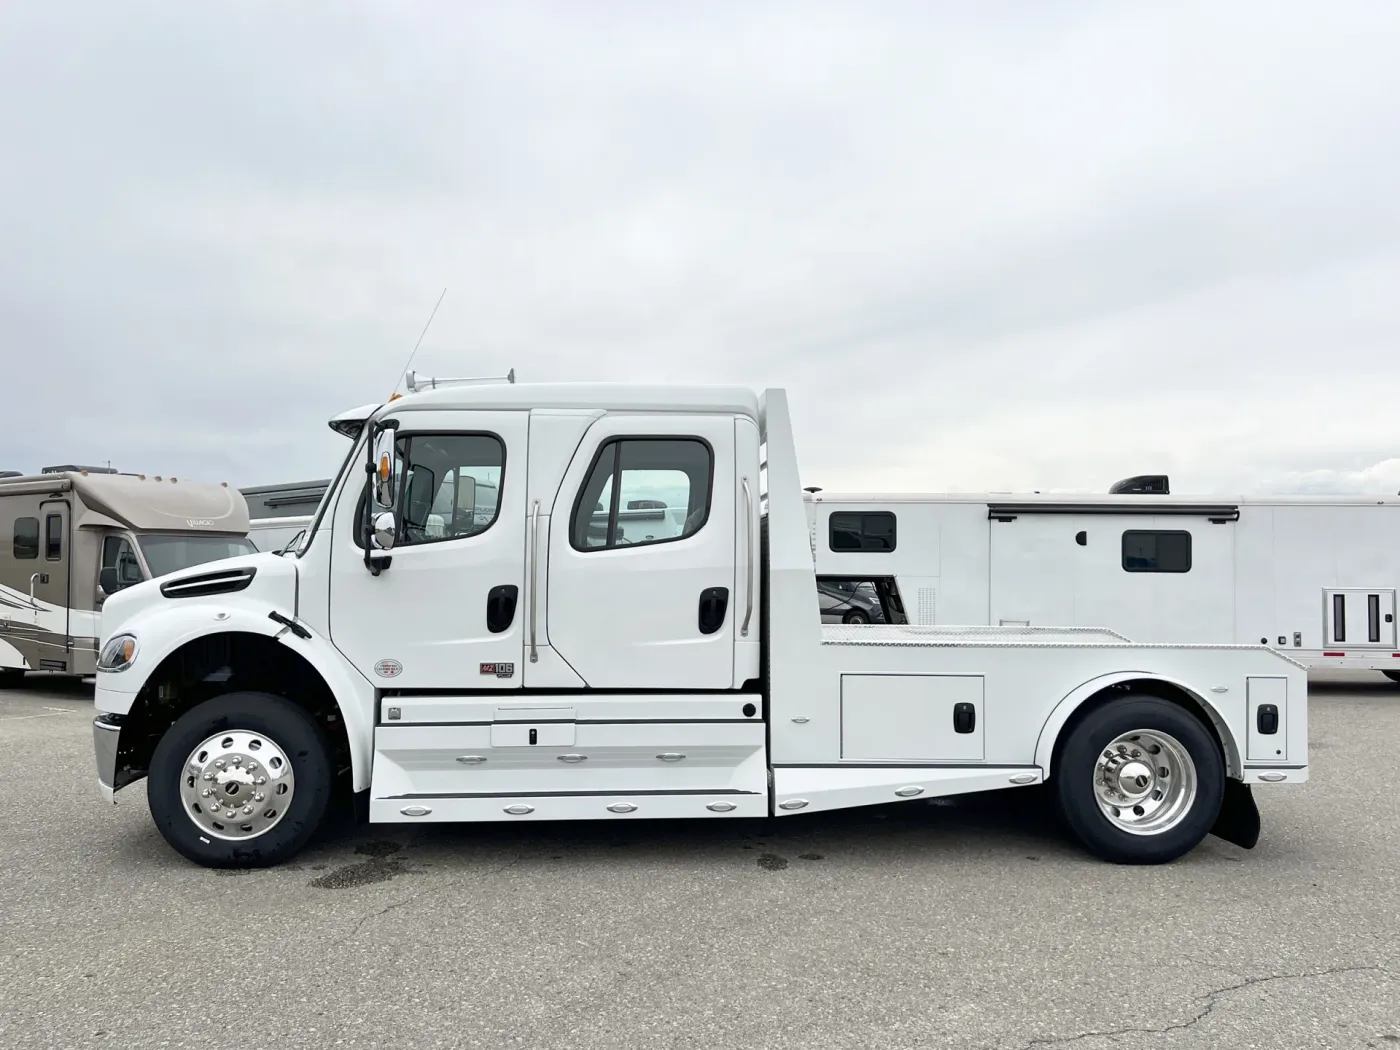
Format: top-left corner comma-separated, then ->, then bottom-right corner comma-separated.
391,287 -> 447,397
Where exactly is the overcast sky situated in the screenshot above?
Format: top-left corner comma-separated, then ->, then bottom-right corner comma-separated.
3,1 -> 1399,498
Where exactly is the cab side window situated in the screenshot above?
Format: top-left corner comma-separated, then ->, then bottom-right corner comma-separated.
357,433 -> 505,548
100,536 -> 143,593
571,438 -> 712,551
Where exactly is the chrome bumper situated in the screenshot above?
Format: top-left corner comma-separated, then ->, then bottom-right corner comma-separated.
93,714 -> 122,804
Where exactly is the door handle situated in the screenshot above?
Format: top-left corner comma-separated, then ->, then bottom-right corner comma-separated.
698,587 -> 730,635
740,477 -> 754,638
953,702 -> 976,734
486,585 -> 519,634
529,500 -> 541,663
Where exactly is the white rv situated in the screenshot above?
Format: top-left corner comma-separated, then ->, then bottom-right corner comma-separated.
91,379 -> 1306,871
806,479 -> 1400,681
1,467 -> 253,684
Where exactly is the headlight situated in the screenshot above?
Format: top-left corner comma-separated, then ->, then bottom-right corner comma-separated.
97,634 -> 139,673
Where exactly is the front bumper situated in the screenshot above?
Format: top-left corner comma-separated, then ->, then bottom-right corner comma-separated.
94,714 -> 122,804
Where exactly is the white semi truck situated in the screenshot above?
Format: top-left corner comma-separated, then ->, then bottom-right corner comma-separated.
91,379 -> 1308,869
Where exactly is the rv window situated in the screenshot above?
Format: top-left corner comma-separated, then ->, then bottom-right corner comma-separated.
13,517 -> 39,560
45,514 -> 62,561
571,438 -> 712,552
101,536 -> 144,591
829,512 -> 897,553
1122,530 -> 1191,573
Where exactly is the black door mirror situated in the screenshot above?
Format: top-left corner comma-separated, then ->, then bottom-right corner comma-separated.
99,567 -> 120,594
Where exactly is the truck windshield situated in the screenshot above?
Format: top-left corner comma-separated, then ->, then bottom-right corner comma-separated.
138,535 -> 257,578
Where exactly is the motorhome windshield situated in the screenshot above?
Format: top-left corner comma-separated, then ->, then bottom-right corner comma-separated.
138,534 -> 256,578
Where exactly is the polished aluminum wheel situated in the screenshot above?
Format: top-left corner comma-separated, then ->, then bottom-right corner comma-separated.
1092,729 -> 1197,836
180,731 -> 295,841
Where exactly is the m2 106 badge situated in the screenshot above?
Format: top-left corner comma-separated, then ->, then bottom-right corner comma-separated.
480,662 -> 515,679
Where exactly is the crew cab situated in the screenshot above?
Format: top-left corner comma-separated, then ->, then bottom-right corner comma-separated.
91,379 -> 1308,868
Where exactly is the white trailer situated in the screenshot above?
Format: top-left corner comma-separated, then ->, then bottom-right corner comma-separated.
807,485 -> 1400,681
91,381 -> 1307,869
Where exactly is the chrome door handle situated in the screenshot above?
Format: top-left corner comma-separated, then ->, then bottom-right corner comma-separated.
29,573 -> 39,603
529,499 -> 541,664
740,477 -> 754,638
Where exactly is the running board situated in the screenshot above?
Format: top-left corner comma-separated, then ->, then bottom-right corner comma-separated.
772,766 -> 1043,815
371,792 -> 768,822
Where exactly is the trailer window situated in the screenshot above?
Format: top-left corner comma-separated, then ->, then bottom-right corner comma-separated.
13,517 -> 38,560
45,514 -> 62,561
829,512 -> 897,553
571,438 -> 712,551
1122,530 -> 1191,573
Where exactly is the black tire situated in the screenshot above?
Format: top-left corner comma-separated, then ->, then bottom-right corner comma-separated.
1383,671 -> 1400,685
0,668 -> 25,689
1052,695 -> 1224,865
147,691 -> 334,869
843,609 -> 870,625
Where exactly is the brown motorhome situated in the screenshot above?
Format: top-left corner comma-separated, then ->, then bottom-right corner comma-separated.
0,469 -> 252,685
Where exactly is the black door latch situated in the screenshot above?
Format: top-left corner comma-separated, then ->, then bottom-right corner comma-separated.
953,702 -> 976,734
1256,704 -> 1279,735
486,585 -> 519,634
698,587 -> 730,635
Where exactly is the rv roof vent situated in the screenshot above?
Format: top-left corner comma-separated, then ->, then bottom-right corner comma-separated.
1109,474 -> 1170,495
42,463 -> 119,475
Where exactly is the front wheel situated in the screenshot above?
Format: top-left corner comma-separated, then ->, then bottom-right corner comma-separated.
0,668 -> 26,689
147,691 -> 334,869
1053,695 -> 1224,864
843,609 -> 870,625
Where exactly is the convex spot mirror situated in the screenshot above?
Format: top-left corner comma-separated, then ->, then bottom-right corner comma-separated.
371,510 -> 397,550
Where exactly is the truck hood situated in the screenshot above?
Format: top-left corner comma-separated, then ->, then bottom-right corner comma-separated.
99,552 -> 298,640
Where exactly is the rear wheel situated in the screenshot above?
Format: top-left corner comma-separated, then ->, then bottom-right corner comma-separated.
0,668 -> 25,689
1053,695 -> 1224,864
147,691 -> 334,869
1383,671 -> 1400,685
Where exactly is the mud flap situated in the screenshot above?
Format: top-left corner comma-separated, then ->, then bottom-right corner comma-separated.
1210,778 -> 1260,850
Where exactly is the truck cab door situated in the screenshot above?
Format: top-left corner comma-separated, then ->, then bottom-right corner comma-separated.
532,413 -> 739,690
329,410 -> 530,690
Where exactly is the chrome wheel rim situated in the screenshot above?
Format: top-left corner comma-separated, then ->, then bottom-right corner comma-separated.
180,731 -> 295,841
1093,729 -> 1197,836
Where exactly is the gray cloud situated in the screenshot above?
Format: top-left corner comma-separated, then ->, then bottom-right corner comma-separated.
2,0 -> 1398,498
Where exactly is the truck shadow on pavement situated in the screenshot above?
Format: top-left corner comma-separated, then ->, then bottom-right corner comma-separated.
294,785 -> 1149,885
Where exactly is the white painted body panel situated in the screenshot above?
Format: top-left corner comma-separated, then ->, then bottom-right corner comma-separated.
809,491 -> 1400,673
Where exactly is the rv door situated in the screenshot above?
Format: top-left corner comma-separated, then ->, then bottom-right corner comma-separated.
35,500 -> 72,661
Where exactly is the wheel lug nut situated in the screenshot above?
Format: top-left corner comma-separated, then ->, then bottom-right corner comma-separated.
243,806 -> 254,815
230,756 -> 242,766
214,759 -> 226,768
202,788 -> 213,797
255,777 -> 266,785
246,762 -> 257,771
254,792 -> 265,802
203,772 -> 215,781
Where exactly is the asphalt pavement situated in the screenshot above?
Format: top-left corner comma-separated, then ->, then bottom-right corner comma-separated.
1,671 -> 1396,1049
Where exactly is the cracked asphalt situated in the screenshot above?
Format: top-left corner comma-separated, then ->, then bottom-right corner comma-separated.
1,671 -> 1397,1049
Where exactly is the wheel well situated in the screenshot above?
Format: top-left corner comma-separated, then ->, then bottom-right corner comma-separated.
115,632 -> 352,798
1049,677 -> 1239,780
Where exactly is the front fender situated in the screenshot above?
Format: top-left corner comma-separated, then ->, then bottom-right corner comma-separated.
1033,671 -> 1243,781
95,598 -> 376,793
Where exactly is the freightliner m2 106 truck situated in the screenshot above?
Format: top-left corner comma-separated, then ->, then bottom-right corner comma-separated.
91,378 -> 1308,868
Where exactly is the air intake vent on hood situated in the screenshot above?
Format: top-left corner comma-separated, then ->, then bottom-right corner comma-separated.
160,566 -> 257,599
